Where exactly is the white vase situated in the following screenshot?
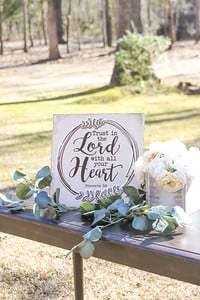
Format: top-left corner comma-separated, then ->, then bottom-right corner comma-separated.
146,175 -> 200,215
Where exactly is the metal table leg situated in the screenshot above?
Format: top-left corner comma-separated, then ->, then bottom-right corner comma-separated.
73,252 -> 84,300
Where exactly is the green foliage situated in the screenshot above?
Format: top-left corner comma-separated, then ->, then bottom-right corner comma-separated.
115,32 -> 171,88
75,191 -> 190,259
0,166 -> 190,261
1,166 -> 76,219
3,0 -> 22,20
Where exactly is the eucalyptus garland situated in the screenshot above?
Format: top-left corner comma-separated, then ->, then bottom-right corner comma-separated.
0,166 -> 190,260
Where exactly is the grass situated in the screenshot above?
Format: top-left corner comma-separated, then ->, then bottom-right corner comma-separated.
0,86 -> 200,191
0,85 -> 200,299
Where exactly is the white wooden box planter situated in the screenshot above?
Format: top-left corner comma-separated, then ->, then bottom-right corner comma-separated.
146,175 -> 200,215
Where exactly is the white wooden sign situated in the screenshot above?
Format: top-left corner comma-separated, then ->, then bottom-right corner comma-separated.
51,114 -> 144,206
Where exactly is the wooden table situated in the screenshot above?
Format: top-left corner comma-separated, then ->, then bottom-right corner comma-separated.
0,207 -> 200,299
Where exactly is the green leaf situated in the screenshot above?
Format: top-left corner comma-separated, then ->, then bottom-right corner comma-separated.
53,188 -> 60,204
107,199 -> 124,211
118,203 -> 129,216
16,183 -> 32,200
123,186 -> 142,204
147,206 -> 167,220
37,175 -> 52,189
33,203 -> 41,218
35,166 -> 51,179
162,216 -> 179,232
152,217 -> 169,233
9,205 -> 23,212
80,202 -> 96,213
83,227 -> 102,242
170,206 -> 191,225
48,206 -> 58,219
35,191 -> 51,209
78,240 -> 95,259
13,170 -> 26,182
98,198 -> 113,208
91,208 -> 107,226
132,215 -> 148,231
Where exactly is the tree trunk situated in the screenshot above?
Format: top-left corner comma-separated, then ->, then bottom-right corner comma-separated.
66,0 -> 72,53
57,0 -> 65,44
48,0 -> 60,60
132,0 -> 143,33
115,0 -> 142,39
74,1 -> 82,51
102,0 -> 112,47
168,0 -> 176,47
147,0 -> 152,30
41,0 -> 47,45
195,0 -> 200,43
106,0 -> 112,47
23,0 -> 28,53
110,0 -> 142,86
27,1 -> 34,47
0,0 -> 3,55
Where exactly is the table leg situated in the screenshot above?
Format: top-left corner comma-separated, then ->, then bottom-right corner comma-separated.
72,252 -> 84,300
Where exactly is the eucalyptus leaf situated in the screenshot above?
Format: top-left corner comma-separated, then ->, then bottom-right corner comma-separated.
118,203 -> 129,216
80,202 -> 96,213
148,206 -> 167,220
83,227 -> 102,242
13,170 -> 26,182
33,203 -> 41,218
48,206 -> 58,219
16,183 -> 32,200
162,216 -> 179,231
98,198 -> 113,208
10,204 -> 24,212
123,186 -> 142,203
91,208 -> 107,226
78,240 -> 95,259
152,217 -> 169,233
170,206 -> 191,225
35,191 -> 51,209
53,188 -> 60,204
35,166 -> 51,179
132,215 -> 148,231
37,175 -> 52,189
107,199 -> 124,211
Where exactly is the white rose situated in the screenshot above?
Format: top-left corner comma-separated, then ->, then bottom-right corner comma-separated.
155,170 -> 187,192
134,156 -> 145,186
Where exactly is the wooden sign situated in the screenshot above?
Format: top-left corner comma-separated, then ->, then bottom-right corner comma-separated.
51,114 -> 144,206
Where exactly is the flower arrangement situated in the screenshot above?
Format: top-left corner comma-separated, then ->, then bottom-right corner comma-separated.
135,139 -> 200,193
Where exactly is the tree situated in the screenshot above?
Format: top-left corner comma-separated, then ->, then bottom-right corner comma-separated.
101,0 -> 112,47
195,0 -> 200,42
23,0 -> 28,52
0,0 -> 3,55
114,0 -> 143,39
66,0 -> 72,53
40,0 -> 47,45
57,0 -> 65,44
167,0 -> 176,47
110,0 -> 143,86
47,0 -> 60,60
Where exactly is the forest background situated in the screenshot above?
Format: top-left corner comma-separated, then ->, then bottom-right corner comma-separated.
0,0 -> 200,299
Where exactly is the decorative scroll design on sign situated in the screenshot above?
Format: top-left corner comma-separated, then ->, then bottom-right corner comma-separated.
81,118 -> 105,129
75,186 -> 123,202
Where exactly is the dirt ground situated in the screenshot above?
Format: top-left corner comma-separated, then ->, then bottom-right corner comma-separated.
0,40 -> 200,98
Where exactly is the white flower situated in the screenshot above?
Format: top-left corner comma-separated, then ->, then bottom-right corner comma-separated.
155,169 -> 187,192
134,139 -> 199,192
134,156 -> 145,185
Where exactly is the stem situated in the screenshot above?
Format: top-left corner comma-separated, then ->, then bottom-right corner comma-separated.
100,217 -> 125,229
